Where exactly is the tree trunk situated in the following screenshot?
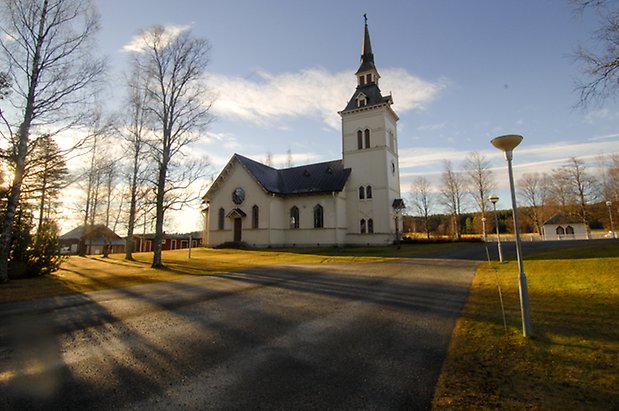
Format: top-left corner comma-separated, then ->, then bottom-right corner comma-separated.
152,149 -> 169,268
0,0 -> 49,282
125,144 -> 140,260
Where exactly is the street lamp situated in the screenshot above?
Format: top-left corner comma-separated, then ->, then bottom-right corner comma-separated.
607,201 -> 616,239
491,134 -> 532,338
481,217 -> 487,241
488,194 -> 503,263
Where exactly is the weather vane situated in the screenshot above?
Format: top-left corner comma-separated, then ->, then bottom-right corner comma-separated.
364,13 -> 367,23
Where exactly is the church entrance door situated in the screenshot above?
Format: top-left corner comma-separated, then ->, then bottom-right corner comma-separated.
234,218 -> 242,242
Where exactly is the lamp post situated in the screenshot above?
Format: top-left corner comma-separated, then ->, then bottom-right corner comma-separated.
481,217 -> 487,241
491,134 -> 532,338
607,201 -> 616,239
488,194 -> 503,263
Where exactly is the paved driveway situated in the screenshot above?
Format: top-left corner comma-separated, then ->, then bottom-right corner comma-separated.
0,259 -> 477,410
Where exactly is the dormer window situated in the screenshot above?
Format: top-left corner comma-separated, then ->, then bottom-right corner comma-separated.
356,93 -> 367,108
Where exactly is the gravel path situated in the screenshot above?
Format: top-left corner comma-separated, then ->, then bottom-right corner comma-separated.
0,259 -> 477,410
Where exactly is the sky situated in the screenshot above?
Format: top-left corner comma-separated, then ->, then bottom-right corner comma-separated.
61,0 -> 619,233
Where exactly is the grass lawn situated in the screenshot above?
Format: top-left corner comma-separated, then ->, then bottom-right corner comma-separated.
0,247 -> 391,303
433,243 -> 619,410
0,242 -> 472,304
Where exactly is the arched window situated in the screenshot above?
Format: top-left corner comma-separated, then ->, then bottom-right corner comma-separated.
290,206 -> 299,229
357,130 -> 363,149
556,226 -> 565,235
566,225 -> 574,235
364,129 -> 370,148
360,219 -> 366,234
313,204 -> 324,228
252,205 -> 259,229
358,186 -> 365,199
366,185 -> 372,199
368,219 -> 374,233
218,208 -> 225,230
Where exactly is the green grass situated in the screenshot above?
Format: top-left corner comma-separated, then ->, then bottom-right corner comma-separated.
433,243 -> 619,410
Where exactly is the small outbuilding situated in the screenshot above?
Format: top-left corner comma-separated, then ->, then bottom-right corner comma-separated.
542,213 -> 588,240
59,224 -> 125,255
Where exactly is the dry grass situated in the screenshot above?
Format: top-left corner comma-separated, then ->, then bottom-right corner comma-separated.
433,243 -> 619,410
0,248 -> 386,303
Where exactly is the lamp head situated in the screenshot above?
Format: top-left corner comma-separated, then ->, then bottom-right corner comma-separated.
488,194 -> 499,204
491,134 -> 523,153
607,200 -> 613,207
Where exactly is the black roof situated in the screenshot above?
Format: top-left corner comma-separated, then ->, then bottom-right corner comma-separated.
342,83 -> 393,112
234,154 -> 351,196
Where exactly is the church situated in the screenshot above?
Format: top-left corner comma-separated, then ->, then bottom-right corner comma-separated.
202,20 -> 405,247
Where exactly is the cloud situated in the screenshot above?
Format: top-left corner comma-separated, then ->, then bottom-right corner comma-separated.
121,24 -> 192,53
207,68 -> 443,129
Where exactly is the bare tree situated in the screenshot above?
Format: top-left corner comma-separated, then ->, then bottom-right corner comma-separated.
410,176 -> 433,239
121,65 -> 150,260
598,153 -> 619,202
0,0 -> 105,282
517,172 -> 549,235
463,152 -> 494,238
573,0 -> 619,105
129,25 -> 213,268
547,167 -> 576,210
563,157 -> 599,236
440,160 -> 465,239
286,147 -> 293,168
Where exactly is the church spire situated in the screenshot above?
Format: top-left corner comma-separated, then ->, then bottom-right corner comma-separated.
356,14 -> 376,75
340,15 -> 393,114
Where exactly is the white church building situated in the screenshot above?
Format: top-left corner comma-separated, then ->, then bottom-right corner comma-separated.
202,20 -> 405,247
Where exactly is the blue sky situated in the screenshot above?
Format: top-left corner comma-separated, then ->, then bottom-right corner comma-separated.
88,0 -> 619,232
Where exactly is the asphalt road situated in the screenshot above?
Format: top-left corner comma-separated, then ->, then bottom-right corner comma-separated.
0,259 -> 477,410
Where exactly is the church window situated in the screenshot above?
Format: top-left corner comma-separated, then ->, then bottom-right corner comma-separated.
313,204 -> 324,228
556,226 -> 565,235
368,219 -> 374,233
366,185 -> 372,199
360,75 -> 366,86
252,205 -> 259,229
357,130 -> 363,149
364,129 -> 370,148
218,208 -> 225,230
360,219 -> 366,234
358,186 -> 365,199
391,161 -> 396,175
566,225 -> 574,235
290,206 -> 299,229
366,73 -> 372,84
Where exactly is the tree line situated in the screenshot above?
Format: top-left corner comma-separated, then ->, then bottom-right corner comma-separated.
406,152 -> 618,239
0,0 -> 212,282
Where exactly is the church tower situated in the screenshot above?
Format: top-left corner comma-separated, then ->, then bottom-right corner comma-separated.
339,17 -> 403,243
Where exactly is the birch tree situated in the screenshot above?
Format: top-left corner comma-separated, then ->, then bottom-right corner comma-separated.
0,0 -> 105,282
463,152 -> 494,237
440,160 -> 465,239
411,176 -> 433,239
129,25 -> 212,268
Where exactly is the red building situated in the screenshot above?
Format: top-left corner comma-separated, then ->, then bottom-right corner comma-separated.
132,232 -> 202,252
